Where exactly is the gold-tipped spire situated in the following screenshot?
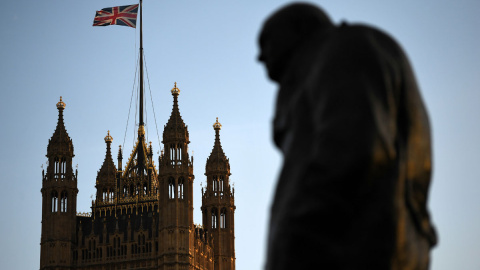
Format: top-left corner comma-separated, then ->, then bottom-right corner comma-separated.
104,130 -> 113,143
213,117 -> 222,130
56,96 -> 66,110
48,97 -> 73,158
96,130 -> 117,189
163,82 -> 188,142
206,117 -> 229,173
171,82 -> 180,96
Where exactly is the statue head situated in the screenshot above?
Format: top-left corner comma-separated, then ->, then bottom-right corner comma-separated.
258,3 -> 334,82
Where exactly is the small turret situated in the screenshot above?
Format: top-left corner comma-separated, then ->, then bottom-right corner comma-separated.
202,117 -> 236,270
117,145 -> 123,171
206,117 -> 230,173
163,82 -> 189,146
95,131 -> 117,203
47,96 -> 74,162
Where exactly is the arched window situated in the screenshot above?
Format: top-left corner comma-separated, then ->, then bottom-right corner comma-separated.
168,178 -> 175,199
211,208 -> 218,229
178,178 -> 184,199
143,183 -> 148,196
123,186 -> 128,198
61,191 -> 68,212
170,144 -> 175,165
54,157 -> 67,179
54,157 -> 59,179
61,157 -> 66,178
219,176 -> 224,196
51,191 -> 58,212
109,189 -> 114,202
220,208 -> 227,228
213,176 -> 218,195
176,144 -> 182,165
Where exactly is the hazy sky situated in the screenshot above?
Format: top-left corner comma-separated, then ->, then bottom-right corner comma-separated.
1,1 -> 479,269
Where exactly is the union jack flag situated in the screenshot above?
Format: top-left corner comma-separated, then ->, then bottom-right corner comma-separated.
93,4 -> 139,28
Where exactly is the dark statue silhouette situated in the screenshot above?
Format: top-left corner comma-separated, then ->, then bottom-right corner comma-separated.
258,3 -> 437,270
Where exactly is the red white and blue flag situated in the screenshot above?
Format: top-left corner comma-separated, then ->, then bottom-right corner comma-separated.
93,4 -> 139,28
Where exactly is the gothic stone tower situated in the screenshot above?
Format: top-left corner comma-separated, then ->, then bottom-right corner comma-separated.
40,97 -> 78,270
157,83 -> 197,268
202,118 -> 236,270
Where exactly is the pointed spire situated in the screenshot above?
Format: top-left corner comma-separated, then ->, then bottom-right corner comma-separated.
47,96 -> 74,157
117,145 -> 123,171
206,117 -> 229,172
148,141 -> 153,158
118,145 -> 123,160
96,131 -> 117,186
163,82 -> 188,142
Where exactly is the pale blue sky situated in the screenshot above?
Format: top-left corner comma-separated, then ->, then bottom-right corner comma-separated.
1,1 -> 479,269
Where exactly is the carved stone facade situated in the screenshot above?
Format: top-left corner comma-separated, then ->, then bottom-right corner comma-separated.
40,85 -> 236,270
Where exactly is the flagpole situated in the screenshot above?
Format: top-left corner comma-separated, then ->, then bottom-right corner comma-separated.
139,0 -> 144,128
138,0 -> 145,175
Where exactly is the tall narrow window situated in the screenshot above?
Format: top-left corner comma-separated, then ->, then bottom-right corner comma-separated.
177,144 -> 182,165
170,144 -> 175,165
178,178 -> 184,199
211,208 -> 218,229
61,191 -> 68,212
54,157 -> 59,179
168,178 -> 175,199
220,208 -> 227,228
219,176 -> 224,196
51,191 -> 58,212
123,186 -> 128,198
61,157 -> 66,178
143,183 -> 148,196
213,176 -> 218,196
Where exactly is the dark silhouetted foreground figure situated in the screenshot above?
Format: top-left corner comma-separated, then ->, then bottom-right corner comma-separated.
258,3 -> 437,270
